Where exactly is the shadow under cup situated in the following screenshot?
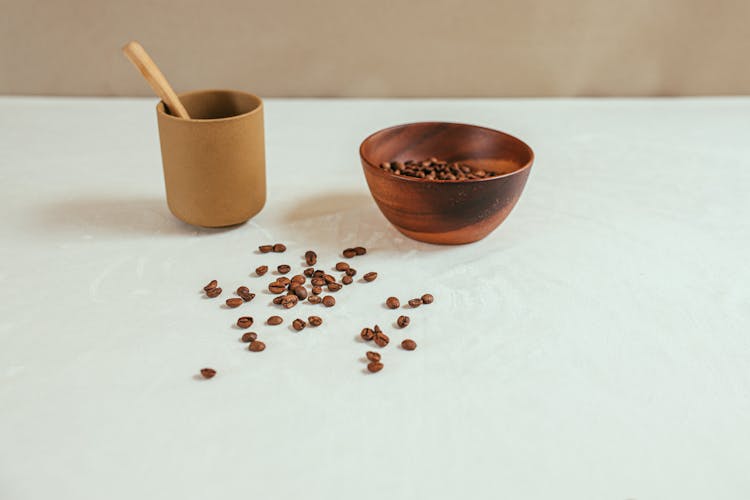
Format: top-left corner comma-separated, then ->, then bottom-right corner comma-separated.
156,89 -> 266,227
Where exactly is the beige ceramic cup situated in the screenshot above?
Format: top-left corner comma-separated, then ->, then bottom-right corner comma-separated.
156,89 -> 266,227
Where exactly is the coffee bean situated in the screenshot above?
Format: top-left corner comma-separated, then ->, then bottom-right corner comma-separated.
259,245 -> 273,253
335,262 -> 349,271
268,282 -> 285,294
200,368 -> 216,379
305,250 -> 317,266
308,295 -> 322,304
354,246 -> 367,255
237,316 -> 254,328
323,274 -> 336,284
303,267 -> 315,278
401,339 -> 417,350
397,315 -> 410,328
277,264 -> 291,274
363,272 -> 378,282
311,285 -> 322,295
367,362 -> 383,373
322,295 -> 335,307
206,287 -> 222,298
421,293 -> 434,304
343,248 -> 357,258
327,282 -> 342,292
255,265 -> 268,276
226,298 -> 243,308
277,276 -> 291,286
373,324 -> 382,333
308,315 -> 323,327
345,268 -> 357,277
267,316 -> 283,325
237,286 -> 255,302
386,297 -> 400,309
361,327 -> 375,341
342,275 -> 353,285
203,279 -> 218,292
366,351 -> 381,362
272,296 -> 284,305
311,277 -> 325,287
241,331 -> 258,342
374,331 -> 389,347
292,286 -> 308,299
408,298 -> 422,308
381,158 -> 497,180
248,340 -> 266,352
272,243 -> 286,253
281,295 -> 298,309
291,274 -> 306,285
292,318 -> 307,331
313,270 -> 325,278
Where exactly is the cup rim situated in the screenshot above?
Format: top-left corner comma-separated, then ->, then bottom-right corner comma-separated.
156,89 -> 263,123
359,121 -> 535,183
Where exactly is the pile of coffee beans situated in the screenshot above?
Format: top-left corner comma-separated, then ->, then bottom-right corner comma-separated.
379,158 -> 497,181
197,243 -> 433,379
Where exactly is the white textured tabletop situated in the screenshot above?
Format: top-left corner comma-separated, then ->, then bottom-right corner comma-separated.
1,97 -> 749,499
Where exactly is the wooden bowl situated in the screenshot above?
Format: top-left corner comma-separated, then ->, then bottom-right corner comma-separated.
359,122 -> 534,244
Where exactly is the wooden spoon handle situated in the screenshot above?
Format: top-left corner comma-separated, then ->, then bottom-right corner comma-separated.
122,41 -> 190,119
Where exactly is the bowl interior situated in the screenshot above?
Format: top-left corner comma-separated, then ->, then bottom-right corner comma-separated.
360,122 -> 533,177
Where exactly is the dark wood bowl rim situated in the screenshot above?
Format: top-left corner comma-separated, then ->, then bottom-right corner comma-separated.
359,121 -> 535,184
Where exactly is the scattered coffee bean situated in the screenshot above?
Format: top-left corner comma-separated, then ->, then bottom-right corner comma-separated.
292,318 -> 307,331
248,340 -> 266,352
311,277 -> 325,287
361,327 -> 375,341
327,282 -> 342,292
237,286 -> 254,302
277,276 -> 291,286
342,275 -> 353,285
322,295 -> 336,307
237,316 -> 254,328
313,270 -> 325,278
273,296 -> 284,305
323,274 -> 336,284
343,248 -> 357,258
311,285 -> 322,295
397,315 -> 410,328
401,339 -> 417,351
206,287 -> 222,298
226,298 -> 243,308
386,296 -> 400,309
366,351 -> 381,362
305,250 -> 317,266
354,246 -> 367,255
308,315 -> 323,326
303,267 -> 314,277
408,298 -> 422,308
241,331 -> 258,343
291,274 -> 306,285
267,316 -> 283,325
259,245 -> 273,253
379,158 -> 497,181
203,279 -> 218,292
268,282 -> 286,294
255,265 -> 268,276
367,361 -> 383,373
277,264 -> 291,274
345,268 -> 357,277
308,295 -> 322,304
200,368 -> 216,379
421,293 -> 434,304
335,262 -> 349,271
281,295 -> 299,309
374,324 -> 382,333
363,272 -> 378,282
272,243 -> 286,253
292,286 -> 308,300
374,331 -> 389,347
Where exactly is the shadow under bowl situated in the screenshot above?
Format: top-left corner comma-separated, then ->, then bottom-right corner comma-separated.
359,122 -> 534,244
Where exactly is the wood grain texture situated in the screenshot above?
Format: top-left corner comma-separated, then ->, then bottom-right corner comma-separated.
359,122 -> 534,245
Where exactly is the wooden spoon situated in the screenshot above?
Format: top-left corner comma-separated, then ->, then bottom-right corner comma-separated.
122,41 -> 190,119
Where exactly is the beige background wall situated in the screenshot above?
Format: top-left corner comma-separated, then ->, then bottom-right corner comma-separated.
2,0 -> 748,97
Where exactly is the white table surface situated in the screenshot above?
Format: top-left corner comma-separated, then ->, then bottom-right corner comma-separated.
1,96 -> 749,500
